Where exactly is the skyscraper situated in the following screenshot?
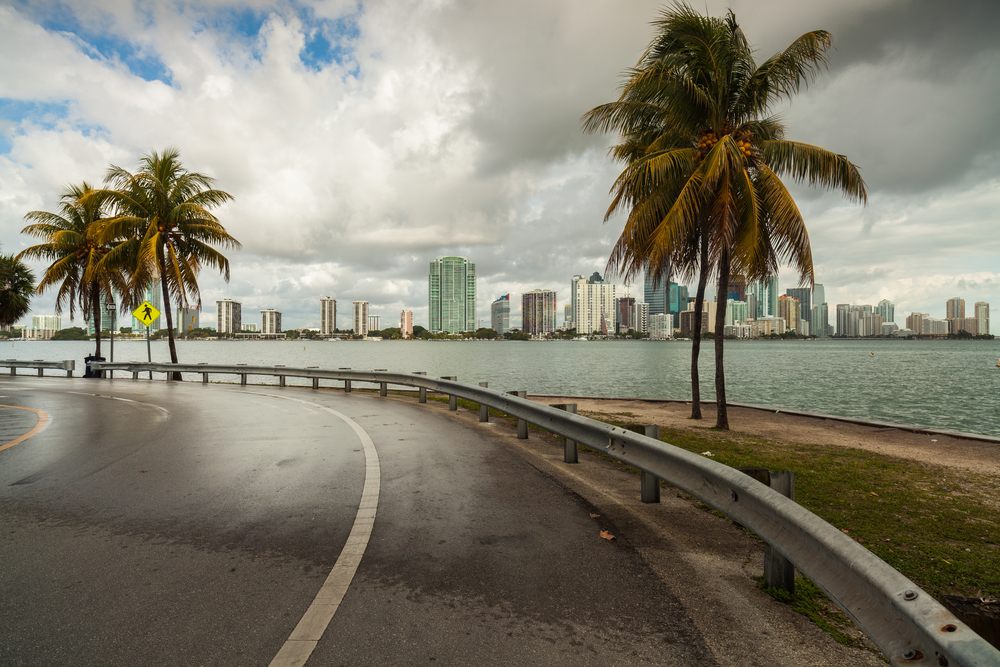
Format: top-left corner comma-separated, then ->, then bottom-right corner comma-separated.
644,272 -> 668,315
876,299 -> 895,324
217,299 -> 242,335
521,289 -> 557,336
786,288 -> 811,322
778,295 -> 800,332
429,256 -> 476,333
975,302 -> 990,336
261,309 -> 282,334
176,307 -> 199,337
574,272 -> 616,335
368,315 -> 380,332
491,294 -> 510,335
616,296 -> 636,333
812,284 -> 825,308
750,276 -> 779,318
353,301 -> 369,335
634,302 -> 649,333
946,297 -> 965,320
320,297 -> 337,335
811,304 -> 829,338
400,310 -> 413,338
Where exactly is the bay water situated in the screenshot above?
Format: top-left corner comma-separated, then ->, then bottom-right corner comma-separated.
5,338 -> 999,438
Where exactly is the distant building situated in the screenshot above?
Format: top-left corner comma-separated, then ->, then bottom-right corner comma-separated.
679,300 -> 716,335
400,310 -> 413,338
521,289 -> 557,336
812,284 -> 825,309
921,317 -> 949,335
786,288 -> 811,323
643,270 -> 669,315
649,313 -> 672,340
491,294 -> 510,335
750,276 -> 779,318
616,296 -> 636,333
946,297 -> 965,320
881,322 -> 899,336
261,309 -> 282,334
85,294 -> 117,334
876,299 -> 895,324
28,315 -> 61,340
429,256 -> 476,333
176,307 -> 199,337
634,302 -> 649,334
320,297 -> 337,335
669,283 -> 688,321
217,299 -> 242,335
728,275 -> 748,302
574,272 -> 616,335
564,304 -> 572,328
353,301 -> 369,335
811,304 -> 829,338
368,315 -> 380,332
725,300 -> 749,327
242,323 -> 257,332
724,322 -> 752,339
956,317 -> 978,335
752,317 -> 786,337
778,295 -> 800,332
975,302 -> 990,336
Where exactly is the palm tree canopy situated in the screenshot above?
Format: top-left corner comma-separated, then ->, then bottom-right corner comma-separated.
19,182 -> 128,321
93,147 -> 240,311
583,3 -> 867,288
0,253 -> 36,327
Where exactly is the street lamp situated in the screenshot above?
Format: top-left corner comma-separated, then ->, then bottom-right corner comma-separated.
105,301 -> 116,363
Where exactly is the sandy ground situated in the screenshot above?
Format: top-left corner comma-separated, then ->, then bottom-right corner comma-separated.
530,397 -> 1000,476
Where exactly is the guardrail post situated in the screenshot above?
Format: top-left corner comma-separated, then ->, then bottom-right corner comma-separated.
441,376 -> 457,410
132,370 -> 139,380
478,382 -> 489,422
641,425 -> 662,503
414,372 -> 427,402
241,374 -> 247,386
199,362 -> 208,384
339,368 -> 352,393
764,470 -> 796,594
380,382 -> 387,396
313,378 -> 320,390
508,390 -> 528,438
38,367 -> 43,377
550,404 -> 578,463
279,375 -> 286,387
10,365 -> 15,376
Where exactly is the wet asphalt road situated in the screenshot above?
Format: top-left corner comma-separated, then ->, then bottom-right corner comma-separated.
0,376 -> 714,666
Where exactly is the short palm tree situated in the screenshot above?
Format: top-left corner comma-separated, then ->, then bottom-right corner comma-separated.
95,148 -> 240,377
0,252 -> 36,329
584,4 -> 866,429
19,183 -> 128,356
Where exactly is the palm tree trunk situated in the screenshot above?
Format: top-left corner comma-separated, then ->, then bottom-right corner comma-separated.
714,251 -> 731,430
690,232 -> 709,420
157,247 -> 182,381
92,282 -> 102,359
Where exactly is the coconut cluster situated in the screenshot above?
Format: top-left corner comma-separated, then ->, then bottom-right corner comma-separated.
697,129 -> 758,164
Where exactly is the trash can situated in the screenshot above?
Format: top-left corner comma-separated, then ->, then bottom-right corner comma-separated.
84,355 -> 105,378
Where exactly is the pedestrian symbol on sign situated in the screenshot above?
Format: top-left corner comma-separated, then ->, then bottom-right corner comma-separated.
133,301 -> 161,327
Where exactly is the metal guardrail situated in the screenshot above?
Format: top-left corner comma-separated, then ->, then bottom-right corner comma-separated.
15,359 -> 1000,666
1,358 -> 76,377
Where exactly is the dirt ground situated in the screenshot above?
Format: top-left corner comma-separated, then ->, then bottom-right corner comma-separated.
530,396 -> 1000,476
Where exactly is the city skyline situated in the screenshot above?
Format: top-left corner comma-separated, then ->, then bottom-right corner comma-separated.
3,2 -> 998,331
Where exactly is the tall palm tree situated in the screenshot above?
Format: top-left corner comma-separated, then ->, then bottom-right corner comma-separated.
19,182 -> 128,356
0,252 -> 36,329
95,148 -> 239,378
584,4 -> 866,429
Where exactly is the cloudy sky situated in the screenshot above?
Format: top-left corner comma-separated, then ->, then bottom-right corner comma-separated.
2,0 -> 998,331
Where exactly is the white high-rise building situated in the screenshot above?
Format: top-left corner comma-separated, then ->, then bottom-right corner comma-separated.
261,309 -> 282,334
217,299 -> 242,335
573,273 -> 616,335
353,301 -> 369,335
633,302 -> 649,334
876,299 -> 895,324
320,297 -> 336,335
368,315 -> 380,332
975,302 -> 990,336
649,313 -> 672,340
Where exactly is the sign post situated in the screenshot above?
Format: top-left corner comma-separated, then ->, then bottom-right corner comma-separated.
132,300 -> 161,380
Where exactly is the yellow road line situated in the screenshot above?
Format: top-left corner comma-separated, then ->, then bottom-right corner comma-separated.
0,405 -> 50,452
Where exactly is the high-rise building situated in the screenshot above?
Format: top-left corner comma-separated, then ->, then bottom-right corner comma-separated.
669,283 -> 688,320
725,300 -> 749,327
353,301 -> 369,335
491,294 -> 510,335
29,315 -> 61,340
750,276 -> 779,318
521,289 -> 557,336
429,256 -> 476,333
634,302 -> 649,333
368,315 -> 380,332
132,281 -> 163,330
812,284 -> 825,309
85,293 -> 118,334
811,304 -> 829,338
320,297 -> 337,335
568,275 -> 586,329
616,296 -> 636,333
975,302 -> 990,336
946,297 -> 965,320
574,272 -> 616,335
906,312 -> 927,335
241,323 -> 257,332
956,317 -> 978,335
176,307 -> 199,337
786,288 -> 811,322
649,313 -> 672,340
400,310 -> 413,338
778,295 -> 800,332
261,309 -> 282,334
644,271 -> 669,315
728,275 -> 747,302
217,299 -> 242,335
876,299 -> 895,324
564,304 -> 572,328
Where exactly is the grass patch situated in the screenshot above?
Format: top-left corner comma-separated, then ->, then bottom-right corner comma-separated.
591,416 -> 1000,601
757,577 -> 870,650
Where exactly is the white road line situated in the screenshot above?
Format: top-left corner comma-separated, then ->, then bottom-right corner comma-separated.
65,391 -> 171,419
253,392 -> 380,667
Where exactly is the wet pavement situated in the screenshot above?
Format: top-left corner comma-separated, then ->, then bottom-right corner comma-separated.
0,377 -> 714,666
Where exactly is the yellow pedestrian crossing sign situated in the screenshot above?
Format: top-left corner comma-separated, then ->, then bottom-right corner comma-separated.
133,301 -> 161,327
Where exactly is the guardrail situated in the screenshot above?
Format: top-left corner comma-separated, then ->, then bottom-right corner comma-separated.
17,359 -> 1000,666
1,358 -> 76,377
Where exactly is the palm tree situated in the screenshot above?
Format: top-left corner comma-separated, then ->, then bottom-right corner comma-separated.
95,148 -> 240,378
584,4 -> 866,429
19,183 -> 128,356
0,252 -> 36,329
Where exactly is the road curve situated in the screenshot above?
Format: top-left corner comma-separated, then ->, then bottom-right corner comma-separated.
0,377 -> 713,666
